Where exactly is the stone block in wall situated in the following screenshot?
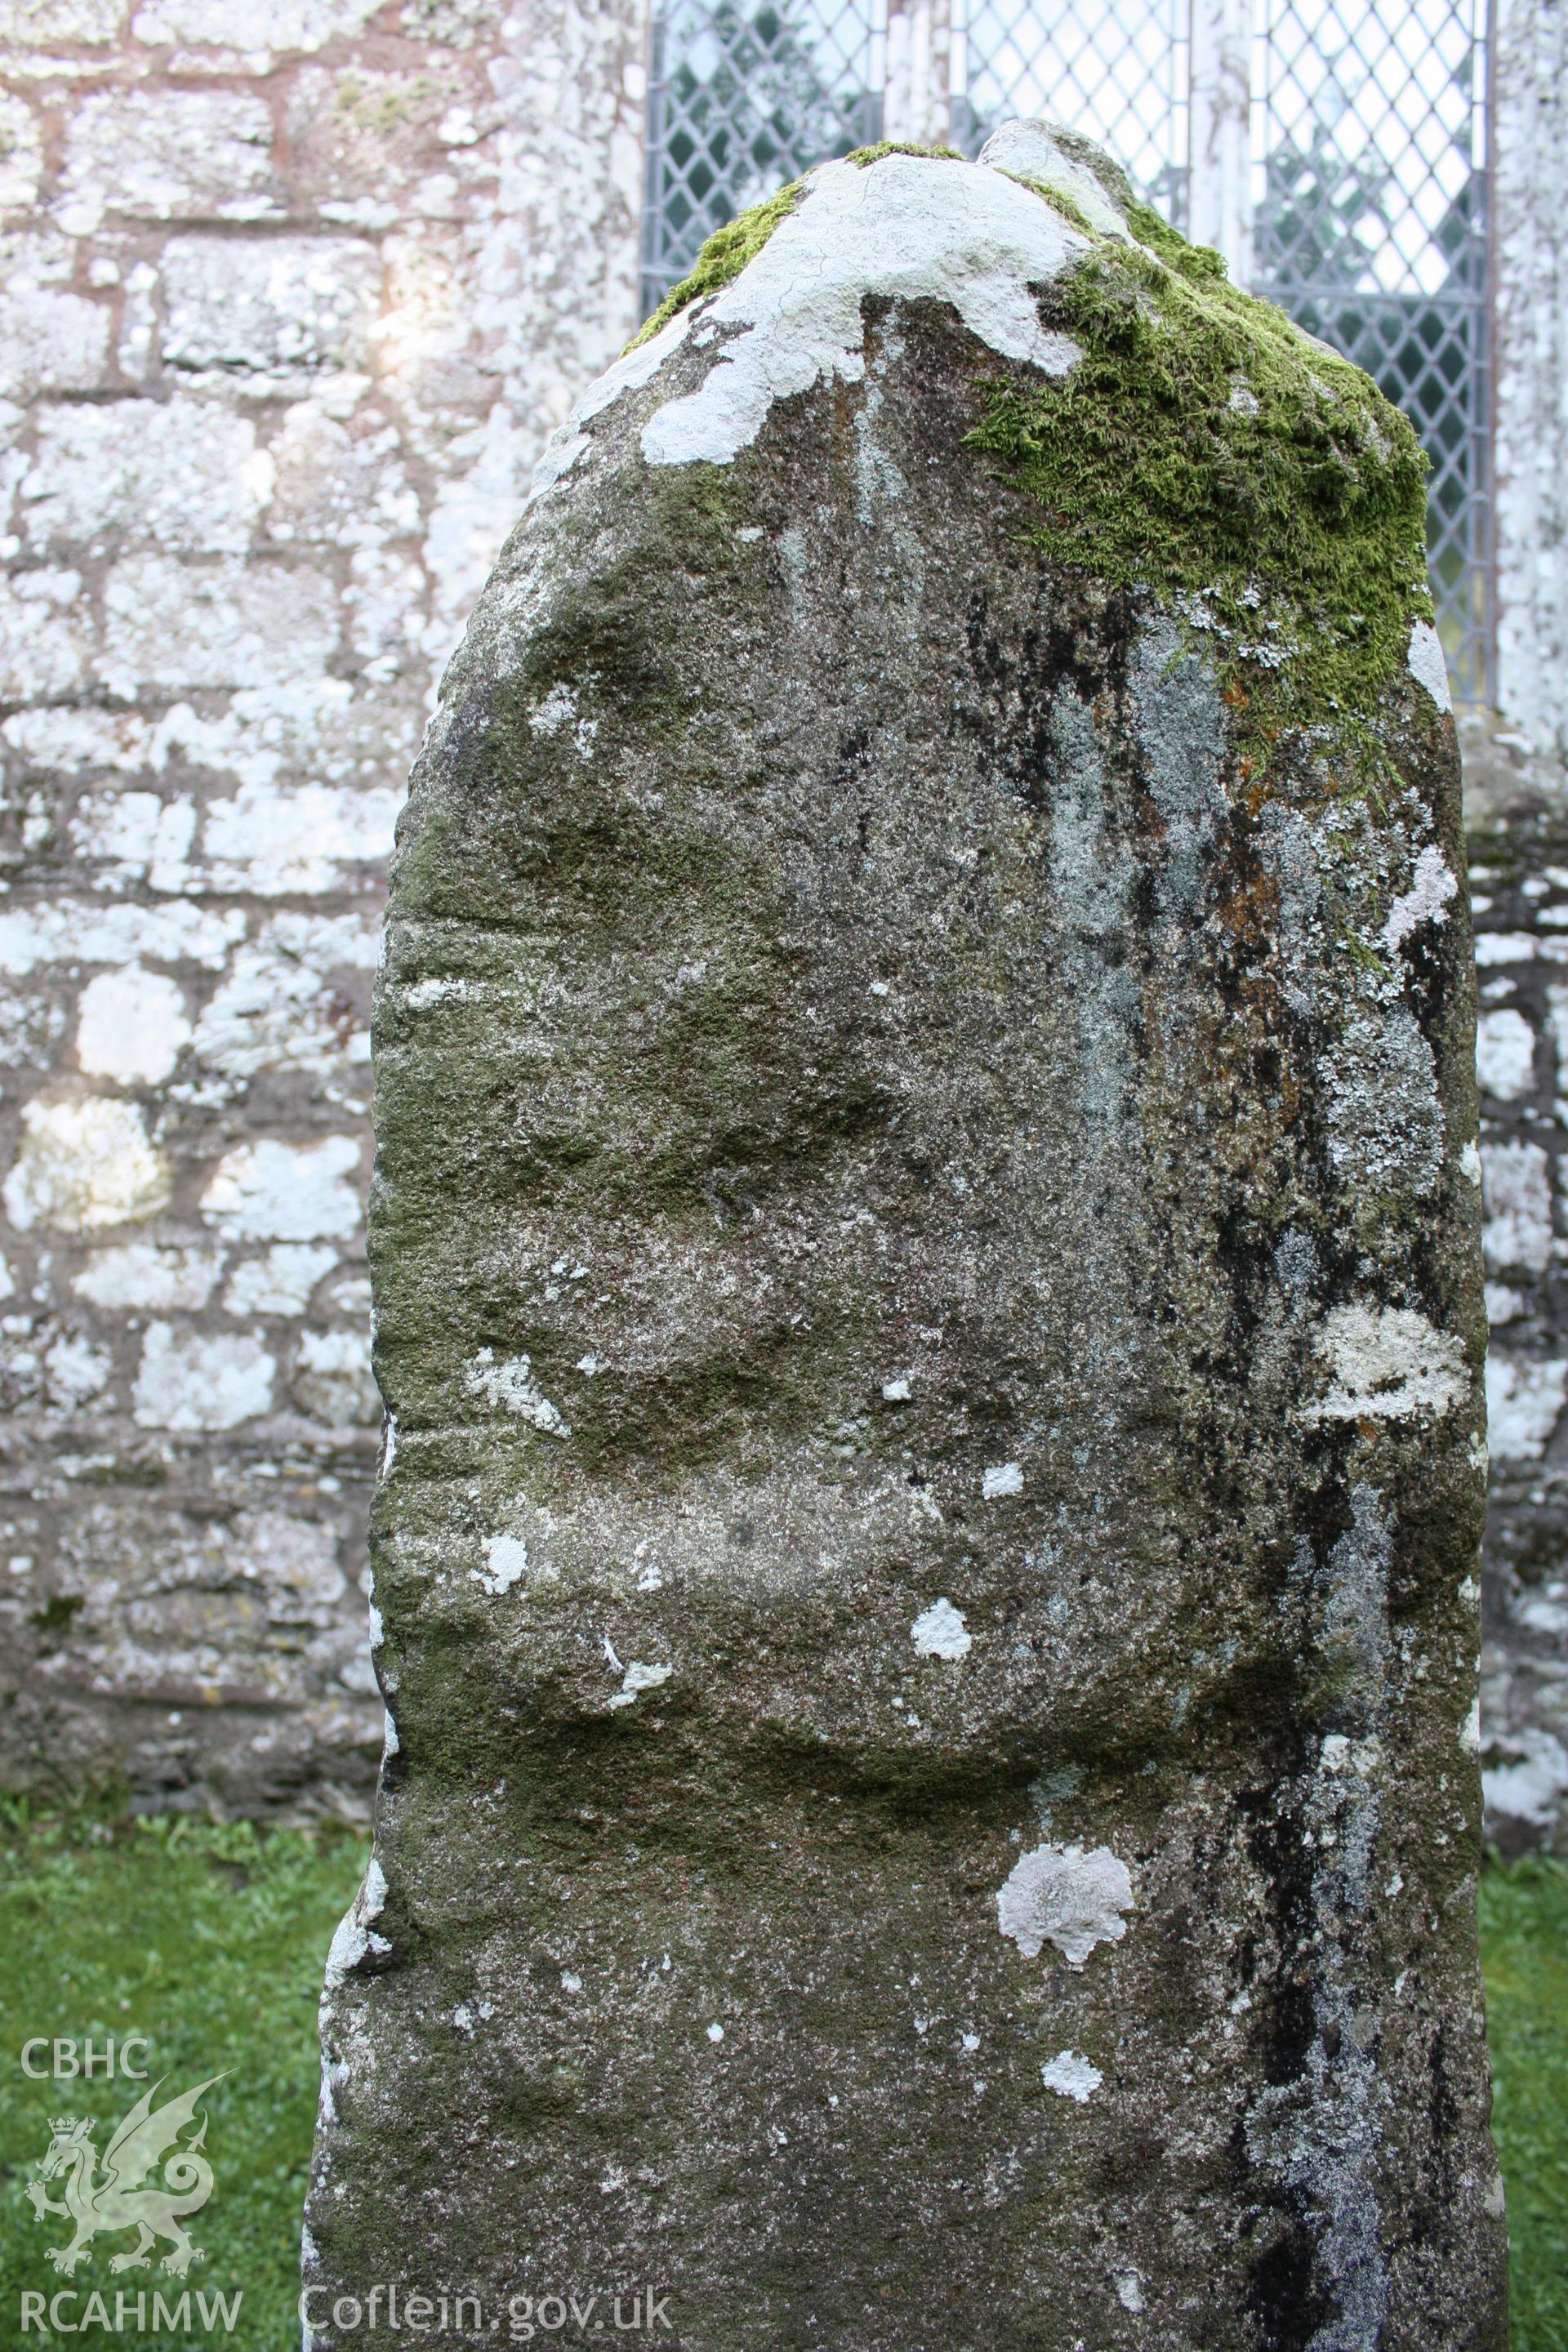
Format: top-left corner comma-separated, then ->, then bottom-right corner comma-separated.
20,398 -> 270,554
160,235 -> 383,373
283,59 -> 456,215
131,0 -> 386,51
0,568 -> 93,697
0,0 -> 124,42
56,91 -> 281,234
99,555 -> 344,694
0,92 -> 40,210
0,284 -> 110,399
0,1457 -> 379,1818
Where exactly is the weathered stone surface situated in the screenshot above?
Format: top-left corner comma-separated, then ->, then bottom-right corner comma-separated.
310,131 -> 1506,2348
2,0 -> 1562,1863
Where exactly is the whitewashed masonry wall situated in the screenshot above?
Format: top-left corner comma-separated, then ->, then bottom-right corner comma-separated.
0,0 -> 646,1814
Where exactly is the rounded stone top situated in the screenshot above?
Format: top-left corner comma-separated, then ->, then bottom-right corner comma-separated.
532,135 -> 1109,492
976,117 -> 1139,243
514,120 -> 1436,753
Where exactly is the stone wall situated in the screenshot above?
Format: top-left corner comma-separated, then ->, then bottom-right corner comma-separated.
0,0 -> 646,1815
1463,732 -> 1568,1858
1483,11 -> 1568,1859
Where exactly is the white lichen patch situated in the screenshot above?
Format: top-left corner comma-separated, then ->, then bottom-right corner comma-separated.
608,1659 -> 672,1710
472,1533 -> 530,1597
132,1321 -> 274,1432
1307,1303 -> 1468,1424
191,945 -> 365,1083
1481,1138 -> 1554,1275
400,976 -> 470,1013
4,1097 -> 170,1232
461,1348 -> 569,1436
76,964 -> 190,1085
996,1841 -> 1134,1968
1460,1697 -> 1481,1753
911,1597 -> 972,1659
1381,843 -> 1458,957
529,684 -> 577,735
1325,1008 -> 1442,1196
982,1460 -> 1023,1499
323,1856 -> 390,1996
73,1241 -> 221,1311
223,1243 -> 338,1317
1475,1006 -> 1536,1102
1485,1355 -> 1568,1460
1406,620 -> 1452,714
524,306 -> 695,505
297,1328 -> 377,1426
1040,2049 -> 1102,2101
17,1328 -> 112,1410
201,1135 -> 361,1241
1484,1729 -> 1568,1829
1320,1732 -> 1383,1779
635,153 -> 1083,471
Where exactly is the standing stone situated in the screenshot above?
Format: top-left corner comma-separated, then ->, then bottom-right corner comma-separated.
306,125 -> 1508,2351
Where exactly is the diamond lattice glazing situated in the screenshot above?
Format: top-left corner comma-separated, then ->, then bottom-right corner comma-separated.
1251,0 -> 1490,700
640,0 -> 884,314
952,0 -> 1189,221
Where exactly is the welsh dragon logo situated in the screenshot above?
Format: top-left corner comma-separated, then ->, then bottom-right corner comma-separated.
26,2073 -> 228,2278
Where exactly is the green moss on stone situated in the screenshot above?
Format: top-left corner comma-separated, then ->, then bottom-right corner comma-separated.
844,140 -> 964,167
1125,200 -> 1229,283
628,179 -> 808,350
966,210 -> 1433,760
995,169 -> 1097,239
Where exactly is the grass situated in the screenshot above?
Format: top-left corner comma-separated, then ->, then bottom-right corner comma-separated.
0,1804 -> 368,2350
0,1809 -> 1560,2345
1481,1852 -> 1568,2350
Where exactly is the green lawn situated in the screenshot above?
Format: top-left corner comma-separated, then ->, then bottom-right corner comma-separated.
0,1807 -> 368,2351
0,1809 -> 1561,2347
1481,1853 -> 1568,2352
